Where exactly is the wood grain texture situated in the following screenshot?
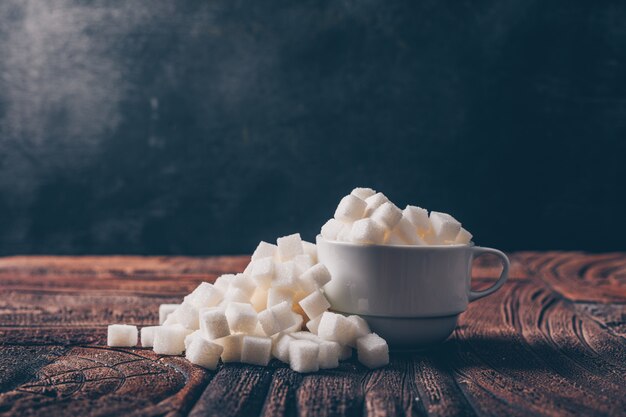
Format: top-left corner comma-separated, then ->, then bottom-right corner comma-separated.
0,253 -> 624,417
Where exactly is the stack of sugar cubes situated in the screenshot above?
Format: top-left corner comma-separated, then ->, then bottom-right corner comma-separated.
107,233 -> 389,373
321,187 -> 472,246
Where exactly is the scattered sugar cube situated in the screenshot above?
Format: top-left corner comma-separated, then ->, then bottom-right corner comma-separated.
347,315 -> 371,346
454,227 -> 473,244
339,345 -> 353,361
200,308 -> 231,340
364,192 -> 389,216
334,195 -> 367,222
241,336 -> 272,366
284,312 -> 304,333
258,308 -> 281,336
267,287 -> 293,308
214,274 -> 235,293
272,333 -> 294,363
107,324 -> 138,347
403,205 -> 431,234
273,261 -> 297,289
289,340 -> 319,373
187,282 -> 223,309
371,202 -> 403,229
252,241 -> 278,261
298,263 -> 332,293
302,241 -> 318,263
350,218 -> 385,245
306,315 -> 322,334
250,288 -> 268,312
291,332 -> 340,369
336,223 -> 354,242
215,334 -> 244,363
250,257 -> 275,289
162,313 -> 180,326
277,233 -> 304,261
321,219 -> 344,240
293,254 -> 314,276
356,333 -> 389,369
223,286 -> 250,303
140,326 -> 159,348
271,301 -> 297,331
231,273 -> 255,297
185,329 -> 201,350
159,304 -> 180,325
173,301 -> 200,330
299,290 -> 331,319
317,312 -> 355,346
186,336 -> 224,370
225,302 -> 258,333
429,211 -> 462,243
153,325 -> 191,355
351,187 -> 376,200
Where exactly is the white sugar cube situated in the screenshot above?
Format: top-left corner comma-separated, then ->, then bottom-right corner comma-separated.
356,333 -> 389,369
267,288 -> 293,308
351,187 -> 376,200
321,218 -> 344,240
162,313 -> 180,326
293,254 -> 314,276
250,288 -> 268,312
392,216 -> 425,245
276,233 -> 304,261
214,274 -> 235,293
241,336 -> 272,366
302,241 -> 318,263
336,223 -> 353,242
153,325 -> 191,355
258,308 -> 281,336
334,195 -> 366,222
231,273 -> 255,297
140,326 -> 159,348
271,301 -> 297,331
273,261 -> 297,289
429,211 -> 462,243
298,263 -> 332,293
306,315 -> 322,334
225,302 -> 258,334
186,336 -> 223,370
371,202 -> 402,229
252,241 -> 278,261
364,192 -> 389,216
298,290 -> 331,319
159,304 -> 180,325
272,333 -> 294,363
403,205 -> 431,234
289,340 -> 319,373
251,258 -> 275,289
291,332 -> 339,369
223,286 -> 250,303
107,324 -> 138,347
347,315 -> 371,346
284,312 -> 304,333
184,330 -> 201,350
215,334 -> 244,363
200,308 -> 231,340
173,301 -> 200,330
350,218 -> 385,245
318,312 -> 355,346
187,282 -> 223,309
454,227 -> 473,244
339,345 -> 352,361
386,231 -> 406,245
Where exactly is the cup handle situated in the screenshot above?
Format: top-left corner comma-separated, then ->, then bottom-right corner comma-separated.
468,246 -> 510,302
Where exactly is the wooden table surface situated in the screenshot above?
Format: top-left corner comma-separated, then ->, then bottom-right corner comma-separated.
0,252 -> 625,417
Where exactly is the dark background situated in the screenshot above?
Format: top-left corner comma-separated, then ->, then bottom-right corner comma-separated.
0,0 -> 624,255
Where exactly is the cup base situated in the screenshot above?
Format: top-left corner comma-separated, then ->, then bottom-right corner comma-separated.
348,312 -> 459,349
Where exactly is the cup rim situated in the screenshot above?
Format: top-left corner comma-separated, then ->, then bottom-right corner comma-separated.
316,234 -> 474,249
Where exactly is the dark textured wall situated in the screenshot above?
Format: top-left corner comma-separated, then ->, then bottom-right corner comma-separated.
0,0 -> 625,255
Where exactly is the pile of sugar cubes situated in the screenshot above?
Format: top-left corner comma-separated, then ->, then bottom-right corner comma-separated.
107,232 -> 389,373
321,187 -> 472,245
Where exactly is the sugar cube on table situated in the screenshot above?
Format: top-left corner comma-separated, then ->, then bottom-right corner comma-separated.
277,233 -> 304,262
317,312 -> 355,346
200,308 -> 231,340
140,326 -> 159,348
231,273 -> 255,297
250,288 -> 268,312
214,274 -> 235,293
184,330 -> 201,350
356,333 -> 389,369
289,340 -> 320,373
241,336 -> 272,366
250,257 -> 275,289
186,282 -> 223,309
351,187 -> 376,200
272,333 -> 294,363
298,263 -> 332,293
173,301 -> 200,330
271,301 -> 297,331
252,241 -> 278,261
334,195 -> 367,223
107,324 -> 138,347
225,302 -> 258,333
223,286 -> 250,303
350,218 -> 385,245
364,192 -> 389,216
454,227 -> 473,244
162,313 -> 180,326
293,254 -> 314,276
291,332 -> 340,369
298,290 -> 331,320
273,261 -> 297,289
347,315 -> 371,347
267,288 -> 293,308
392,216 -> 425,245
371,202 -> 402,229
321,219 -> 344,241
215,334 -> 244,363
339,345 -> 352,361
186,336 -> 224,370
284,312 -> 304,333
306,315 -> 322,334
302,241 -> 318,263
159,304 -> 180,325
403,205 -> 431,235
153,325 -> 191,355
258,308 -> 281,336
429,211 -> 462,243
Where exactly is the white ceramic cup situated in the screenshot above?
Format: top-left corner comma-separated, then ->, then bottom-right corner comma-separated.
316,235 -> 510,348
